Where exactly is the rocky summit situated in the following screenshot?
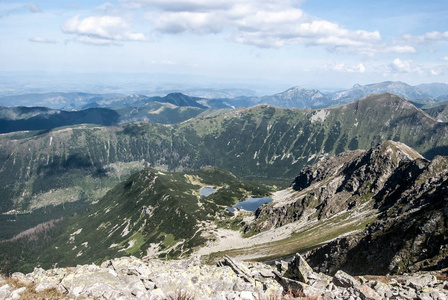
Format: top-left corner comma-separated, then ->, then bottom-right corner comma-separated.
1,254 -> 448,299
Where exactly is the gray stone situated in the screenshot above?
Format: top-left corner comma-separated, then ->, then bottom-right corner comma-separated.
9,287 -> 26,300
283,253 -> 315,283
333,270 -> 360,288
233,282 -> 254,292
60,264 -> 129,299
259,269 -> 275,278
10,273 -> 32,286
124,274 -> 148,298
418,292 -> 433,300
407,274 -> 438,291
0,284 -> 11,299
240,291 -> 254,300
149,288 -> 165,300
355,284 -> 381,300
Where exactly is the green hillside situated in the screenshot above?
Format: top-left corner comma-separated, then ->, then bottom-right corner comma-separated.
0,93 -> 447,238
0,167 -> 271,273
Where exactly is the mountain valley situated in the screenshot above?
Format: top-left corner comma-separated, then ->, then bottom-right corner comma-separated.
0,87 -> 447,297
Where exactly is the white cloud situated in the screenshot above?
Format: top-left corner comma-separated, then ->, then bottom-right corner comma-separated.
126,0 -> 235,12
151,60 -> 176,65
133,0 -> 415,55
430,65 -> 448,76
442,56 -> 448,62
29,37 -> 56,44
383,45 -> 417,54
62,15 -> 148,45
330,63 -> 366,73
95,3 -> 115,12
389,58 -> 421,74
403,31 -> 448,43
27,2 -> 41,13
150,11 -> 227,34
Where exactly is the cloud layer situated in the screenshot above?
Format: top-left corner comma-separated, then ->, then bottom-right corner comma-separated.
62,15 -> 148,45
134,0 -> 413,54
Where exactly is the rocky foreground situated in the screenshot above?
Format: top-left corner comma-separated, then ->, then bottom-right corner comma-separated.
1,254 -> 448,299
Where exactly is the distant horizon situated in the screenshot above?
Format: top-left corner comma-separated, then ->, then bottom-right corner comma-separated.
1,71 -> 447,97
1,0 -> 447,92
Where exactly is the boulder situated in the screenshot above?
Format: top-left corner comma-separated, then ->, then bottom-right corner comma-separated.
333,270 -> 360,288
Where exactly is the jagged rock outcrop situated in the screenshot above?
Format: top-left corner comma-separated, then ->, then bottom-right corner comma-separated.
249,140 -> 424,231
274,254 -> 448,300
305,154 -> 448,275
3,254 -> 447,299
247,141 -> 448,275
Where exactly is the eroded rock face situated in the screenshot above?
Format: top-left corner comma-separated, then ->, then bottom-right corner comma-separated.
248,141 -> 448,275
305,154 -> 448,275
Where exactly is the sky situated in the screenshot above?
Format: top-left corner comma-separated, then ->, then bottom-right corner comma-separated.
0,0 -> 447,93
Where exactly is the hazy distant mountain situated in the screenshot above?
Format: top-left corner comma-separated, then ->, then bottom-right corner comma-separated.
259,86 -> 330,108
329,81 -> 429,105
416,83 -> 448,98
149,93 -> 206,108
224,81 -> 448,109
86,93 -> 208,110
3,81 -> 448,111
0,92 -> 122,110
176,88 -> 257,99
220,87 -> 330,109
0,106 -> 119,133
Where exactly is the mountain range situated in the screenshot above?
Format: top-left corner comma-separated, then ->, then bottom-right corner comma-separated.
0,82 -> 448,279
1,81 -> 448,110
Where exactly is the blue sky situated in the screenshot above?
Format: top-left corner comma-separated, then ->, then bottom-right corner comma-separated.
0,0 -> 447,92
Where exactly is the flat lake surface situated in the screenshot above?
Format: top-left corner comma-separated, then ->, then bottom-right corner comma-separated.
228,197 -> 273,212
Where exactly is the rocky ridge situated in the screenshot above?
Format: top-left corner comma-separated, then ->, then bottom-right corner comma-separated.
245,141 -> 448,274
1,254 -> 447,299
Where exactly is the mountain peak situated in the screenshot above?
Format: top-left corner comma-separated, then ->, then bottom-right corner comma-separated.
375,140 -> 423,161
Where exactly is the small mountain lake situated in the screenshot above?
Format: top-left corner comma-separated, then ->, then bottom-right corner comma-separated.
200,187 -> 216,197
228,197 -> 273,212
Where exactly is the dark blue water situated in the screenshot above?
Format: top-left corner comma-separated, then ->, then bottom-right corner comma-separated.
200,187 -> 216,196
228,197 -> 273,212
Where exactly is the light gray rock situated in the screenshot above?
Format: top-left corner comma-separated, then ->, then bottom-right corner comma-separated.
283,253 -> 315,283
123,274 -> 148,298
240,290 -> 254,300
149,288 -> 165,300
333,270 -> 360,288
405,274 -> 438,290
0,284 -> 11,300
60,264 -> 129,299
9,287 -> 26,300
355,284 -> 380,300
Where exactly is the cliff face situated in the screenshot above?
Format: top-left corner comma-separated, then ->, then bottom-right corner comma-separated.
247,141 -> 448,275
306,155 -> 448,275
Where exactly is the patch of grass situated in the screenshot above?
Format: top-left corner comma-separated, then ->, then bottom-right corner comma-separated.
206,209 -> 378,263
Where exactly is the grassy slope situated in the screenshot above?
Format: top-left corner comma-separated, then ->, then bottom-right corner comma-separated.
0,167 -> 272,273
